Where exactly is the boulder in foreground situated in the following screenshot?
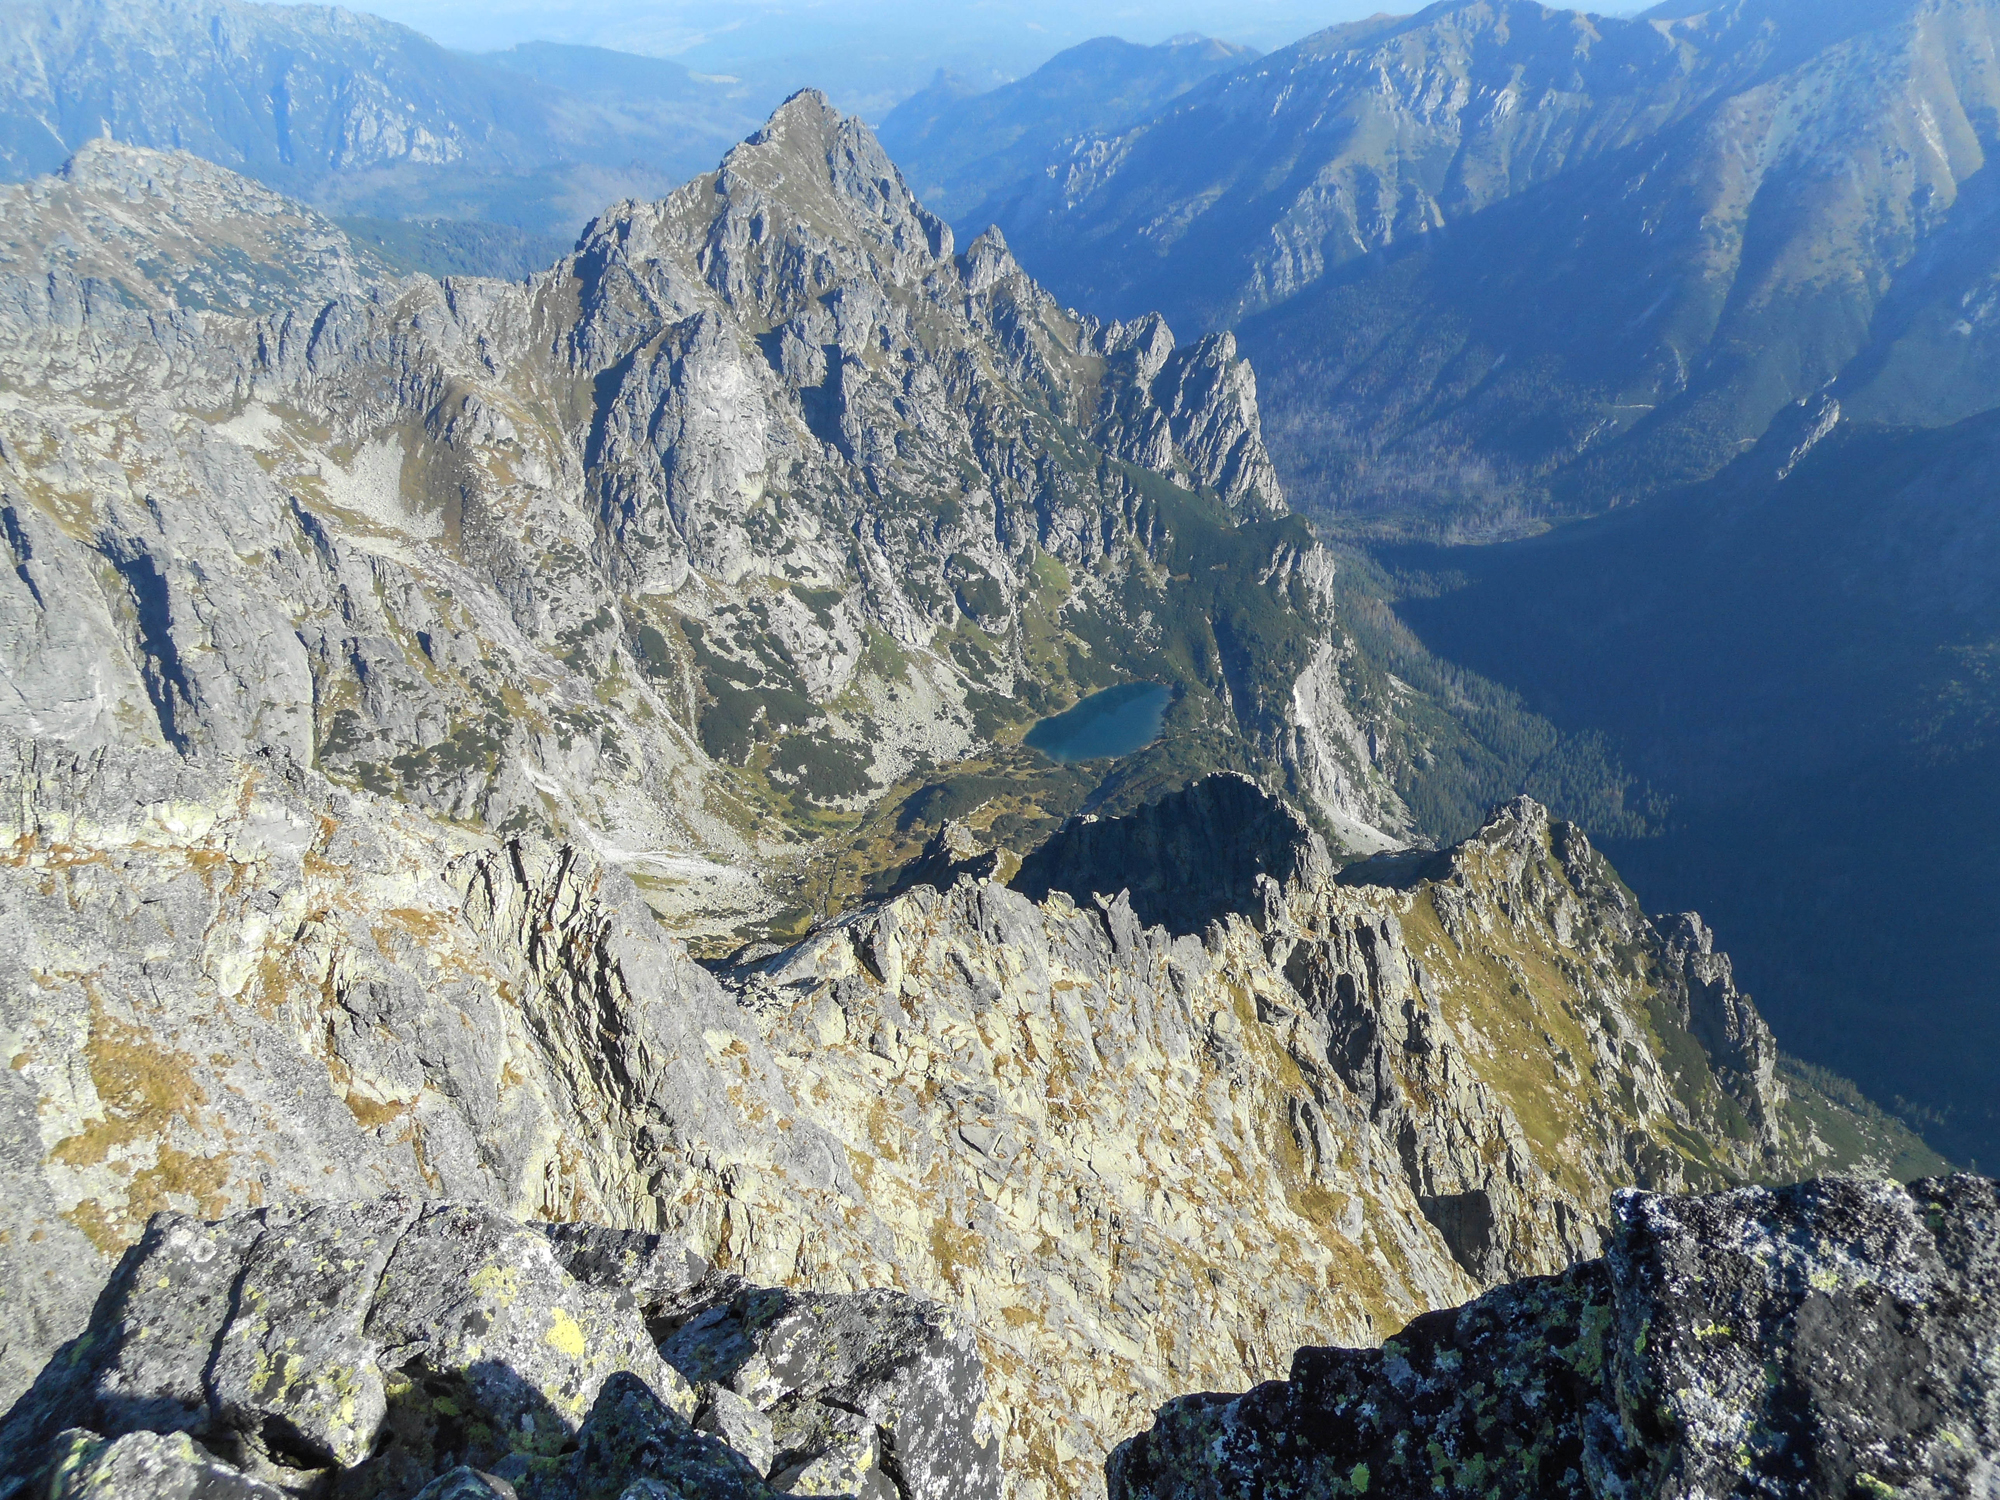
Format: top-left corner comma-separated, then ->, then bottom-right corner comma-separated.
0,1199 -> 996,1500
1110,1174 -> 2000,1499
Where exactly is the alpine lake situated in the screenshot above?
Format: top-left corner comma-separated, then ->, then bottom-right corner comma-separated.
1023,681 -> 1172,763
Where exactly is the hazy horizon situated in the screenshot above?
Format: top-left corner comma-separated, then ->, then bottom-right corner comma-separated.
324,0 -> 1399,115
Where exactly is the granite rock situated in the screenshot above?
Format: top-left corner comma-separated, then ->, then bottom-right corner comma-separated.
1108,1174 -> 2000,1500
1,1200 -> 995,1500
0,741 -> 1932,1500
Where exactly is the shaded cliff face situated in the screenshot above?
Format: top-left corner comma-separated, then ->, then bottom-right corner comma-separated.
0,744 -> 1933,1500
0,106 -> 1417,941
1010,772 -> 1334,933
1109,1174 -> 2000,1500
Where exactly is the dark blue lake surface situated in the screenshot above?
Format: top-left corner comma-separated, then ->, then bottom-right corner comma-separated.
1024,681 -> 1172,763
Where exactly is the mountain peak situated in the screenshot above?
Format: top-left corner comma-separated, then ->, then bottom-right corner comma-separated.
3,137 -> 382,311
61,136 -> 260,198
749,86 -> 845,147
678,89 -> 956,304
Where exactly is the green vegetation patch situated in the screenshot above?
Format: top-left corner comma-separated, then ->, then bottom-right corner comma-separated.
772,731 -> 875,804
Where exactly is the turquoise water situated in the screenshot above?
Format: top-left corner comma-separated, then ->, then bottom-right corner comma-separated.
1024,681 -> 1172,763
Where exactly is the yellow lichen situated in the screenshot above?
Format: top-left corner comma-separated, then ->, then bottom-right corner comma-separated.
544,1307 -> 587,1359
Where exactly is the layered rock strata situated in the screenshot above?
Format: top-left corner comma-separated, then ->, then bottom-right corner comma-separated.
1109,1174 -> 2000,1500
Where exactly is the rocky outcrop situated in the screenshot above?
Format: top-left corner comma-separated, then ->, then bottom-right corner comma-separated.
1654,911 -> 1785,1146
887,820 -> 1018,895
1011,772 -> 1332,933
0,732 -> 891,1416
0,1198 -> 995,1500
708,781 -> 1927,1496
658,1287 -> 995,1500
1088,316 -> 1283,515
1108,1174 -> 2000,1500
0,737 -> 1934,1500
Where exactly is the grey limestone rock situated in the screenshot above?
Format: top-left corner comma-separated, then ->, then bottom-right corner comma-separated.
0,721 -> 1938,1500
1108,1174 -> 2000,1500
533,1219 -> 995,1500
660,1286 -> 997,1500
0,1199 -> 696,1496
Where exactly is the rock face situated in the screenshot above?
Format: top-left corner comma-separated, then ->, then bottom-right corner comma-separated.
0,98 -> 1407,940
0,734 -> 883,1414
0,1198 -> 994,1500
1108,1174 -> 2000,1500
0,736 -> 1934,1500
1011,772 -> 1332,933
702,784 -> 1928,1497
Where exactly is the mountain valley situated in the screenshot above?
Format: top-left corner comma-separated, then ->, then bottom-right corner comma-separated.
0,2 -> 1994,1496
968,0 -> 2000,529
1386,405 -> 2000,1165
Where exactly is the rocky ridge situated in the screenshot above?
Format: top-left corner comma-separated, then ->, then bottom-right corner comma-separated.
1109,1173 -> 2000,1499
0,735 -> 1933,1499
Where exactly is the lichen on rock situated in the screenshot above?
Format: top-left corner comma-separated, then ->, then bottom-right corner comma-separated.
0,1200 -> 995,1500
1108,1174 -> 2000,1500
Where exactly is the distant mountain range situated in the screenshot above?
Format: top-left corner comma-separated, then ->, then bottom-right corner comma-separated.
877,34 -> 1255,230
20,0 -> 2000,530
942,0 -> 2000,530
0,0 -> 772,240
